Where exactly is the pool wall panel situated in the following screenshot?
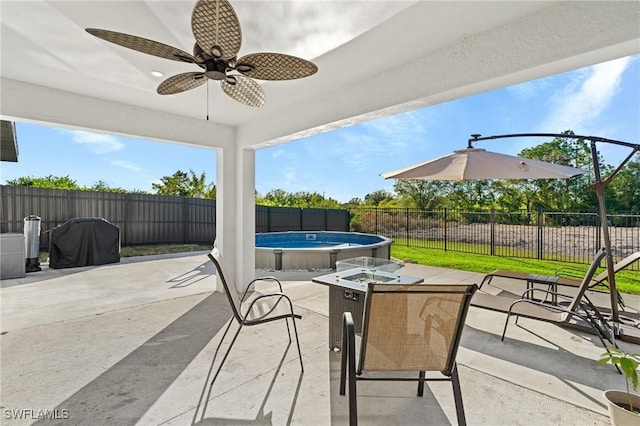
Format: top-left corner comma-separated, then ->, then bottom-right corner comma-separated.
255,231 -> 392,270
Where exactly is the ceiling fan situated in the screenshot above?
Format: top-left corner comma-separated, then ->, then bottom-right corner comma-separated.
86,0 -> 318,107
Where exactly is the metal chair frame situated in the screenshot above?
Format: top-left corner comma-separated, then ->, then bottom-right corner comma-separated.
340,283 -> 478,426
207,247 -> 303,388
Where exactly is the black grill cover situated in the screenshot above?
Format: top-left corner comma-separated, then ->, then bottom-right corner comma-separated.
49,218 -> 120,269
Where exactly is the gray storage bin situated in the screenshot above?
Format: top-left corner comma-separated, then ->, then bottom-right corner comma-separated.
1,233 -> 26,279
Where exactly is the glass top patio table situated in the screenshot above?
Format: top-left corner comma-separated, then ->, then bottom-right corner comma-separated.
314,256 -> 422,291
312,256 -> 424,350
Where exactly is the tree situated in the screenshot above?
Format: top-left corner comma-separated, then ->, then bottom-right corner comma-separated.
345,197 -> 363,207
6,175 -> 80,190
516,130 -> 601,211
90,180 -> 128,193
261,188 -> 293,206
393,180 -> 447,210
608,155 -> 640,211
258,189 -> 340,208
443,181 -> 494,211
492,179 -> 537,211
363,190 -> 394,206
152,169 -> 216,198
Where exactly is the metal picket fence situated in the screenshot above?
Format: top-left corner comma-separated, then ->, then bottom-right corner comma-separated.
350,207 -> 640,266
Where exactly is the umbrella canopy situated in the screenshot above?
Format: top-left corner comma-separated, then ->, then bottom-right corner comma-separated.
381,148 -> 588,180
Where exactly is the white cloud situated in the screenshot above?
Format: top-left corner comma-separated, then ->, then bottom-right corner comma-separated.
271,148 -> 286,159
259,147 -> 310,192
541,57 -> 630,133
62,130 -> 125,154
109,159 -> 141,172
506,79 -> 546,100
328,109 -> 432,172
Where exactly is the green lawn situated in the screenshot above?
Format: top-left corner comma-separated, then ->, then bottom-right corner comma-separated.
391,245 -> 640,295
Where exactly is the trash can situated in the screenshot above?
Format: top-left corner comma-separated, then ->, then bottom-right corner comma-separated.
24,215 -> 41,272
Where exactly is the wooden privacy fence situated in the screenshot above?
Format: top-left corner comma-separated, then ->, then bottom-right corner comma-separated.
0,186 -> 349,248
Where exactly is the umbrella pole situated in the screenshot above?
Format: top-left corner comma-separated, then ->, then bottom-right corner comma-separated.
591,142 -> 619,324
466,133 -> 640,335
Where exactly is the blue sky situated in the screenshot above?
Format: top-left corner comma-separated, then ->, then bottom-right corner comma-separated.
2,54 -> 638,203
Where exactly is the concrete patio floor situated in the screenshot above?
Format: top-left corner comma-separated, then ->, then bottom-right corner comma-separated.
1,251 -> 638,425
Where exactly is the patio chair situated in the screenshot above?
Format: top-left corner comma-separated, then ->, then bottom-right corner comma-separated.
470,248 -> 620,364
479,251 -> 639,308
340,283 -> 478,426
207,247 -> 303,388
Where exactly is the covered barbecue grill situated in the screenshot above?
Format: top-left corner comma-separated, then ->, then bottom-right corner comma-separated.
49,218 -> 120,269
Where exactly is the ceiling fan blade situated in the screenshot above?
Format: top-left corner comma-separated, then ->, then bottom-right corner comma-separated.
192,0 -> 241,60
157,72 -> 207,95
235,53 -> 318,80
86,28 -> 195,63
221,75 -> 265,107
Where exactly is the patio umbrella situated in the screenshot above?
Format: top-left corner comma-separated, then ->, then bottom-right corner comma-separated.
383,133 -> 639,329
381,147 -> 588,180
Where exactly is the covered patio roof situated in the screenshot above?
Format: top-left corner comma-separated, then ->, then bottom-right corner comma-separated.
0,120 -> 18,162
1,1 -> 639,287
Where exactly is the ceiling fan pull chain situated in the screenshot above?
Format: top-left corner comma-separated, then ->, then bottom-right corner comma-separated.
206,80 -> 210,121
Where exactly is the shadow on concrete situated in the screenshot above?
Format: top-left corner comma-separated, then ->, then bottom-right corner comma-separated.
327,351 -> 452,425
193,340 -> 304,425
33,291 -> 231,426
461,323 -> 616,407
168,261 -> 214,288
0,265 -> 94,288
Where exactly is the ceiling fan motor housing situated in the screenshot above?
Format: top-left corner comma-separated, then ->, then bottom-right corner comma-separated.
204,59 -> 227,80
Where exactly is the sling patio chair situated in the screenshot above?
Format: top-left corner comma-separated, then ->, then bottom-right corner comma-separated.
470,248 -> 621,371
207,247 -> 303,388
479,251 -> 639,308
340,283 -> 478,426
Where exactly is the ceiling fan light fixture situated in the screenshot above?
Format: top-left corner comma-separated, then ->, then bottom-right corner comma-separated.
225,75 -> 237,85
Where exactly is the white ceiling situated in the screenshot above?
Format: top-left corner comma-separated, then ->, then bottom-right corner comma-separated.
1,1 -> 639,151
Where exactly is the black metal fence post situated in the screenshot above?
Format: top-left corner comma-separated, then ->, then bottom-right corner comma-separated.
375,208 -> 378,235
444,208 -> 448,251
537,207 -> 543,260
490,210 -> 495,256
406,208 -> 410,246
595,207 -> 602,250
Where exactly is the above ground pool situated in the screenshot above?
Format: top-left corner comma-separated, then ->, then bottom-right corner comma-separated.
255,231 -> 393,270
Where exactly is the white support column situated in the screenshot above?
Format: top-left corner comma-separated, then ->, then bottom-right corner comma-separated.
216,144 -> 256,292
